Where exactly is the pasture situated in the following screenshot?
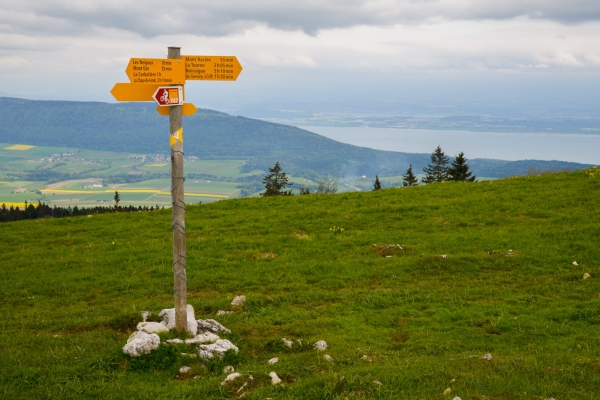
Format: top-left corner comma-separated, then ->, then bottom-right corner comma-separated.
1,168 -> 599,398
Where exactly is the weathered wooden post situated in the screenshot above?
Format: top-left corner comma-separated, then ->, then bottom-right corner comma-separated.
110,48 -> 242,334
168,46 -> 187,333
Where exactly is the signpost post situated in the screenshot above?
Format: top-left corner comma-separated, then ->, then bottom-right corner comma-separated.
111,47 -> 242,333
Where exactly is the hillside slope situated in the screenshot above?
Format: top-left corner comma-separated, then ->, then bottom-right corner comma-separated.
1,168 -> 599,398
0,97 -> 592,178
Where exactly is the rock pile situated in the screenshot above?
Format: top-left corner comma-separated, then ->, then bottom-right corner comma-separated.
122,304 -> 238,360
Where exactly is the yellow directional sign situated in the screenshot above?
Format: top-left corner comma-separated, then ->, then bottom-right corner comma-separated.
183,56 -> 242,81
126,58 -> 185,84
111,83 -> 185,102
111,83 -> 161,102
156,103 -> 198,117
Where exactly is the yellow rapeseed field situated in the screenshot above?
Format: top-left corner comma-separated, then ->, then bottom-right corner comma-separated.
4,144 -> 35,150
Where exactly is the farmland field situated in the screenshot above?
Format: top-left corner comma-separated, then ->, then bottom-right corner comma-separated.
0,143 -> 258,208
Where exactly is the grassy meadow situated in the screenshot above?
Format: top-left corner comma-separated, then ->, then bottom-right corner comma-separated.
1,168 -> 599,399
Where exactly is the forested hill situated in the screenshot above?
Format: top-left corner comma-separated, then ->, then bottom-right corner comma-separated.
0,97 -> 591,178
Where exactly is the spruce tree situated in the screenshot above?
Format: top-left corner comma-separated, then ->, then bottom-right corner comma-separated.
402,164 -> 419,187
448,152 -> 477,182
261,162 -> 293,196
373,175 -> 382,191
113,191 -> 121,211
422,146 -> 449,184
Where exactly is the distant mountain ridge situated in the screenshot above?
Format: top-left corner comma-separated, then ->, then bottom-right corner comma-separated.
0,97 -> 592,178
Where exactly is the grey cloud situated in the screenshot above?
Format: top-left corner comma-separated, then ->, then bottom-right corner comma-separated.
1,0 -> 599,38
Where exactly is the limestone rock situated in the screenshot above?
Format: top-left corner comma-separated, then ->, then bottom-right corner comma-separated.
179,366 -> 191,374
198,339 -> 239,360
181,352 -> 196,358
323,354 -> 334,362
441,254 -> 448,259
583,272 -> 591,279
231,295 -> 246,306
220,372 -> 241,386
443,387 -> 451,395
573,261 -> 579,266
314,340 -> 328,351
483,353 -> 493,360
223,365 -> 235,373
453,397 -> 463,400
267,357 -> 279,365
197,319 -> 231,334
159,305 -> 197,335
373,380 -> 382,386
137,321 -> 169,334
185,332 -> 220,344
282,338 -> 293,348
165,338 -> 184,344
216,310 -> 233,316
269,371 -> 282,385
123,331 -> 160,357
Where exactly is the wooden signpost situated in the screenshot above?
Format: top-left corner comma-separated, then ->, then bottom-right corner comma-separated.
111,47 -> 242,332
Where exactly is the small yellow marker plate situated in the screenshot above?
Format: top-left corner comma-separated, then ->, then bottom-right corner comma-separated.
156,103 -> 198,117
170,128 -> 183,147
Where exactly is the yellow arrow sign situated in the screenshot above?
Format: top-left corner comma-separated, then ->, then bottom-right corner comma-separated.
111,83 -> 161,102
156,103 -> 198,117
183,56 -> 242,81
126,58 -> 185,85
111,83 -> 185,102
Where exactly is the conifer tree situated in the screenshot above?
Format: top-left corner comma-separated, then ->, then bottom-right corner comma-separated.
114,191 -> 121,211
261,162 -> 293,196
373,175 -> 382,191
422,146 -> 449,184
402,164 -> 419,187
448,152 -> 477,182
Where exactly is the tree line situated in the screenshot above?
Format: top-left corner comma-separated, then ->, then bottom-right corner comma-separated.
0,198 -> 161,223
262,146 -> 477,196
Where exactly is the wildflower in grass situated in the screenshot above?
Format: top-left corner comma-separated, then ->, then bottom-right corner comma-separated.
330,226 -> 344,234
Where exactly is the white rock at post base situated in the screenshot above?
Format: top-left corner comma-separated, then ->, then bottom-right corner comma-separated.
137,321 -> 169,334
231,295 -> 246,306
198,339 -> 239,360
159,305 -> 197,335
123,331 -> 160,357
185,332 -> 220,344
197,319 -> 231,334
314,340 -> 328,351
269,372 -> 282,385
220,372 -> 241,386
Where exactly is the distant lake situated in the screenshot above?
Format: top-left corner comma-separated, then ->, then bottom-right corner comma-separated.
301,126 -> 600,165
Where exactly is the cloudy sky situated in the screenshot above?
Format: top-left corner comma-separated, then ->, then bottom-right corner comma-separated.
1,0 -> 599,117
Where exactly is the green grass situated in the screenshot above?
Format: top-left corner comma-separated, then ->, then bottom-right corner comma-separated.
1,168 -> 600,399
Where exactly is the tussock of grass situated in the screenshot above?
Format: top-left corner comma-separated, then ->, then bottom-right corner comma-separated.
1,168 -> 600,398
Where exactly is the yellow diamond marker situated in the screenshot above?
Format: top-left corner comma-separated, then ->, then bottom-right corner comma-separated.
170,128 -> 183,147
4,145 -> 34,150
